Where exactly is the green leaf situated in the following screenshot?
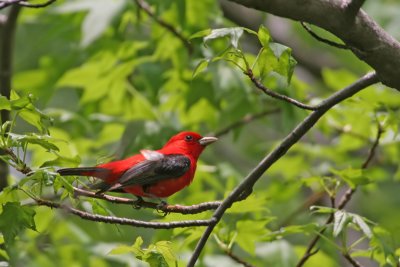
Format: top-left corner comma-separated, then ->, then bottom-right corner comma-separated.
110,236 -> 144,255
10,97 -> 31,110
40,154 -> 81,168
235,220 -> 270,255
0,202 -> 36,245
8,133 -> 59,151
333,210 -> 349,237
204,27 -> 244,49
0,96 -> 11,110
332,168 -> 371,189
310,205 -> 335,214
56,174 -> 74,193
192,59 -> 209,78
226,194 -> 269,214
154,241 -> 176,263
146,251 -> 169,267
258,25 -> 271,47
89,199 -> 110,216
189,29 -> 212,40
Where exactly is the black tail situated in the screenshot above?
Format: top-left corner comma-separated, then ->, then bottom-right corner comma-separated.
89,181 -> 116,194
57,167 -> 109,177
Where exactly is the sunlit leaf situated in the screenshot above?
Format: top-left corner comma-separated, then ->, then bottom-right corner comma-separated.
0,96 -> 11,110
333,210 -> 349,237
192,59 -> 209,78
8,133 -> 59,151
258,25 -> 271,47
204,27 -> 244,49
352,214 -> 373,238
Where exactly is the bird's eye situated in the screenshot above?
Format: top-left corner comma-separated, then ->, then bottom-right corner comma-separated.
185,135 -> 193,141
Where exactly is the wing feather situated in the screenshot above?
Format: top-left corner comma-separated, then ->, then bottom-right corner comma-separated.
95,154 -> 190,193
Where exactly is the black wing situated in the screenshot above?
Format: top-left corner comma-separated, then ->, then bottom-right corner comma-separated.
94,154 -> 190,193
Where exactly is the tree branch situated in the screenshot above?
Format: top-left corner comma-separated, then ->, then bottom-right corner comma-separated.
343,251 -> 363,267
228,0 -> 400,91
346,0 -> 366,18
133,0 -> 193,54
244,68 -> 317,110
297,119 -> 384,266
0,0 -> 56,9
0,4 -> 21,191
0,0 -> 23,9
187,72 -> 378,267
224,249 -> 255,267
35,197 -> 214,229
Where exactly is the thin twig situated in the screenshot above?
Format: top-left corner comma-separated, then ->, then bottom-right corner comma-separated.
224,249 -> 256,267
300,22 -> 348,50
214,108 -> 280,137
73,187 -> 221,214
3,148 -> 32,174
343,252 -> 363,267
187,72 -> 379,267
244,68 -> 317,110
35,197 -> 214,229
133,0 -> 193,54
297,119 -> 384,266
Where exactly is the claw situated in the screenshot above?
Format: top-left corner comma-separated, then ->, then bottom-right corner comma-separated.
156,200 -> 169,216
133,196 -> 144,209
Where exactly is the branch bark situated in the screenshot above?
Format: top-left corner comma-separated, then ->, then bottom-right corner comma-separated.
0,5 -> 21,191
35,198 -> 214,229
228,0 -> 400,91
187,72 -> 379,267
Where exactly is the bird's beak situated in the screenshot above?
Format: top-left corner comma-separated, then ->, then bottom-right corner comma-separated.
199,136 -> 218,146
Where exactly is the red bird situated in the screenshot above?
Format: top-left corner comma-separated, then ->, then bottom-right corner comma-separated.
57,131 -> 217,198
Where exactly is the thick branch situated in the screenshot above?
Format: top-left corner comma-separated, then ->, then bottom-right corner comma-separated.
187,72 -> 378,267
0,5 -> 21,191
229,0 -> 400,91
0,0 -> 56,9
0,0 -> 23,9
35,198 -> 214,229
18,0 -> 56,8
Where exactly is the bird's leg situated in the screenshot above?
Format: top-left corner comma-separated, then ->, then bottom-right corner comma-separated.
156,199 -> 169,216
132,196 -> 144,209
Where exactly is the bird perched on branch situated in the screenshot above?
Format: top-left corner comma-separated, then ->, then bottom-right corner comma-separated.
57,131 -> 217,198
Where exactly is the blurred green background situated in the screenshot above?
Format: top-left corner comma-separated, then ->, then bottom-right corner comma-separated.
0,0 -> 399,266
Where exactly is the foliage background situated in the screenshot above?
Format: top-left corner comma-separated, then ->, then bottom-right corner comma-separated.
0,0 -> 400,266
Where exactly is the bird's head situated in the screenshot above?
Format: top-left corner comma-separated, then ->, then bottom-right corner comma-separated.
163,131 -> 218,159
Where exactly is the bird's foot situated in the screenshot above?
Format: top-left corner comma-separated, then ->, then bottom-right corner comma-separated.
156,200 -> 169,216
133,196 -> 144,209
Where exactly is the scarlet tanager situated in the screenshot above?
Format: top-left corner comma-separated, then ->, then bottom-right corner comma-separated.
57,131 -> 217,198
